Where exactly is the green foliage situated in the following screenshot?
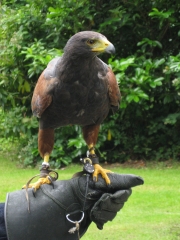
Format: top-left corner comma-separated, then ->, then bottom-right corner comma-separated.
1,0 -> 180,165
106,52 -> 180,161
0,107 -> 37,138
21,40 -> 62,78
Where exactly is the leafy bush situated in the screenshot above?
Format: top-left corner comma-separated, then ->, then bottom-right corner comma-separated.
106,53 -> 180,161
0,107 -> 37,138
1,0 -> 180,165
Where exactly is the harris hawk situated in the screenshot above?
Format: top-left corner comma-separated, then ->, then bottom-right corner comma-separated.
27,31 -> 121,190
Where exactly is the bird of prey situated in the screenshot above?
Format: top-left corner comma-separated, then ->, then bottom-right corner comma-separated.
28,31 -> 120,190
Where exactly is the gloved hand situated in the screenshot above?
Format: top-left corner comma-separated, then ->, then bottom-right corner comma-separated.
4,173 -> 143,240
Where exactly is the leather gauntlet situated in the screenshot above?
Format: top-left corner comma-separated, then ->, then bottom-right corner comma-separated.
5,173 -> 143,240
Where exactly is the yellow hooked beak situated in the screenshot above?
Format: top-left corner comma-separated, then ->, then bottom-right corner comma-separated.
91,37 -> 115,54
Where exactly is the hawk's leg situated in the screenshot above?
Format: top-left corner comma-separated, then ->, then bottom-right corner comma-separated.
22,128 -> 56,191
82,125 -> 112,185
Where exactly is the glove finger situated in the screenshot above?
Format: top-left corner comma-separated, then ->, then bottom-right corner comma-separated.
90,189 -> 132,230
110,189 -> 132,203
91,173 -> 144,192
100,189 -> 132,209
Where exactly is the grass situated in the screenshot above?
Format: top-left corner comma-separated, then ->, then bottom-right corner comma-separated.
0,152 -> 180,239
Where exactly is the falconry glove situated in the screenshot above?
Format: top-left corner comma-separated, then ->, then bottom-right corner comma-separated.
4,173 -> 143,240
91,189 -> 131,230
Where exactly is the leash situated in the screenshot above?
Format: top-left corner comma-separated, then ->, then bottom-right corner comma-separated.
25,168 -> 58,212
66,157 -> 94,239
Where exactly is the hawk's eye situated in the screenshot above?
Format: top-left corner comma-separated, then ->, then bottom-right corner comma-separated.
87,39 -> 95,45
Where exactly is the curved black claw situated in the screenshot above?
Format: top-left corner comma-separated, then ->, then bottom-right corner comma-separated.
48,176 -> 54,189
32,187 -> 36,198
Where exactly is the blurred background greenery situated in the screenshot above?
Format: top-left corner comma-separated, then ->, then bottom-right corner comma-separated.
0,0 -> 180,167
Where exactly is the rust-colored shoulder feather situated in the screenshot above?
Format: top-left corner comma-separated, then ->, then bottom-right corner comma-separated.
107,67 -> 121,113
31,73 -> 52,118
31,57 -> 61,118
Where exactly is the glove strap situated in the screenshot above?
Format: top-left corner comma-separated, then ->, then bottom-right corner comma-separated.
66,160 -> 93,239
88,154 -> 99,164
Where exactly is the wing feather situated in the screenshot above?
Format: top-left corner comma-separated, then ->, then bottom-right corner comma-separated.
31,57 -> 61,118
107,67 -> 121,113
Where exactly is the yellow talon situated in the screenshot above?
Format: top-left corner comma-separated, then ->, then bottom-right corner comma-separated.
22,176 -> 51,191
22,153 -> 53,191
93,164 -> 112,185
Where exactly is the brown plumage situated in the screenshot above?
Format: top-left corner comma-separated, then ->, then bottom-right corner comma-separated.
30,31 -> 120,189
